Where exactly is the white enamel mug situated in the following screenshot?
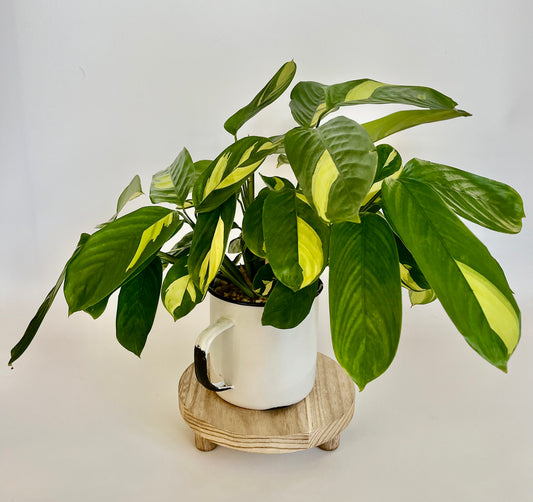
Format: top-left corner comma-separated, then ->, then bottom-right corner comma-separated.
194,287 -> 320,410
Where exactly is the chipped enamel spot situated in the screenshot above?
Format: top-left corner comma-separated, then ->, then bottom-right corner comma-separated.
456,260 -> 519,354
345,80 -> 386,101
311,150 -> 339,222
203,152 -> 231,199
127,212 -> 174,271
297,217 -> 323,288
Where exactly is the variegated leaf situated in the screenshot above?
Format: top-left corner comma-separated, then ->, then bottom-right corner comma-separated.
150,159 -> 210,205
290,78 -> 463,128
188,197 -> 236,294
161,253 -> 202,320
252,263 -> 275,296
361,145 -> 403,207
64,207 -> 182,313
224,61 -> 297,136
382,177 -> 520,370
285,116 -> 377,223
260,174 -> 295,191
400,158 -> 524,234
262,188 -> 329,291
363,109 -> 471,142
193,136 -> 276,212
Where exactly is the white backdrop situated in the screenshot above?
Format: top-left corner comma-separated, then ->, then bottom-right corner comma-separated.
1,1 -> 532,501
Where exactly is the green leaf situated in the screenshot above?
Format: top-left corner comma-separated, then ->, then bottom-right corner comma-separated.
363,109 -> 471,142
9,234 -> 90,366
193,136 -> 275,212
329,215 -> 402,390
64,207 -> 181,313
161,253 -> 202,320
224,60 -> 297,136
290,78 -> 463,128
395,236 -> 430,292
409,289 -> 437,306
262,188 -> 329,291
285,116 -> 377,223
400,158 -> 524,234
188,196 -> 236,294
375,145 -> 402,183
150,158 -> 209,206
116,257 -> 163,357
96,175 -> 144,228
262,280 -> 319,329
241,188 -> 269,258
168,148 -> 195,207
252,263 -> 275,296
289,81 -> 328,127
382,177 -> 520,370
84,295 -> 110,319
260,174 -> 295,191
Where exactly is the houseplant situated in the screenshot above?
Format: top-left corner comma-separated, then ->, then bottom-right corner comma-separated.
10,60 -> 523,393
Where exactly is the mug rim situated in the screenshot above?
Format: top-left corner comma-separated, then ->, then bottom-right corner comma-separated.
208,278 -> 324,307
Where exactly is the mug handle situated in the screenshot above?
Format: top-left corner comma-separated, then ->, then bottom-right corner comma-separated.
194,317 -> 234,392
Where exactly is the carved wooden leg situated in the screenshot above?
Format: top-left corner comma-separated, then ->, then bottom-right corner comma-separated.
195,432 -> 217,451
318,434 -> 340,451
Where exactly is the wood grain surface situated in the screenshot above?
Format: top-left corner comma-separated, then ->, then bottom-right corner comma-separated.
178,353 -> 355,454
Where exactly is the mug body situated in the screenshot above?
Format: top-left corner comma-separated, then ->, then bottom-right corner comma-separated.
207,293 -> 318,410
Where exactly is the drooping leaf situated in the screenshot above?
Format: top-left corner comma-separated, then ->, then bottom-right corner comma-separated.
193,136 -> 276,212
224,61 -> 297,136
329,215 -> 402,390
400,158 -> 524,234
64,207 -> 181,313
188,196 -> 236,294
395,236 -> 430,292
84,295 -> 110,319
262,280 -> 319,329
9,234 -> 90,366
150,158 -> 210,205
262,188 -> 329,291
290,78 -> 463,128
285,116 -> 377,223
161,253 -> 202,320
116,257 -> 163,357
382,177 -> 520,370
363,109 -> 471,142
241,188 -> 270,259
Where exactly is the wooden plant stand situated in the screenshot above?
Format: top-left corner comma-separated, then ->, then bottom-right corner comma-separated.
178,353 -> 355,454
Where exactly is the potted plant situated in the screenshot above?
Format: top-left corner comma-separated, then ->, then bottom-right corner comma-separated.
10,61 -> 523,407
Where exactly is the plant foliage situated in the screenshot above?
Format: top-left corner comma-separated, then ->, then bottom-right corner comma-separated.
11,62 -> 524,391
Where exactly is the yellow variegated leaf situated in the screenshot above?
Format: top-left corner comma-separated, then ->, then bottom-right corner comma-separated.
409,289 -> 437,306
127,212 -> 175,271
198,216 -> 226,292
455,260 -> 519,354
194,137 -> 274,212
296,217 -> 323,288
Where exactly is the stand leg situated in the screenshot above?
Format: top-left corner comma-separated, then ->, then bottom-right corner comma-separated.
318,435 -> 340,451
195,432 -> 217,452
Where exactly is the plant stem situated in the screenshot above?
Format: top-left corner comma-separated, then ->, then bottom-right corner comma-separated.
361,190 -> 382,212
157,251 -> 179,264
220,256 -> 257,298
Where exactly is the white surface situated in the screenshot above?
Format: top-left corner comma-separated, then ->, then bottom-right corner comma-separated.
1,1 -> 532,501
